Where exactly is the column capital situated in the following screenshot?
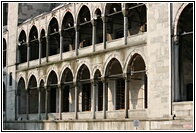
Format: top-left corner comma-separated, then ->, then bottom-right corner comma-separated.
91,19 -> 97,26
122,9 -> 129,17
102,16 -> 109,23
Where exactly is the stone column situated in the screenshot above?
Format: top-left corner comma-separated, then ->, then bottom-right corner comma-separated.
102,78 -> 106,119
60,31 -> 63,60
124,74 -> 129,118
92,20 -> 97,52
15,91 -> 19,120
58,84 -> 62,120
174,44 -> 180,101
45,86 -> 48,120
46,35 -> 49,62
27,42 -> 30,67
38,87 -> 41,120
74,82 -> 78,119
75,25 -> 79,56
102,17 -> 107,49
38,38 -> 41,65
26,89 -> 29,120
123,9 -> 128,45
92,79 -> 96,119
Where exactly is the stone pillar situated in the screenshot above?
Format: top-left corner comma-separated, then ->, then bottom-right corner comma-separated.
46,35 -> 49,62
27,42 -> 30,67
60,31 -> 63,60
15,91 -> 19,120
38,87 -> 41,120
102,78 -> 106,119
45,86 -> 48,120
92,20 -> 97,52
26,89 -> 29,120
74,82 -> 78,119
58,84 -> 62,120
102,17 -> 107,49
38,38 -> 41,65
92,79 -> 96,119
75,25 -> 79,56
174,44 -> 180,101
123,9 -> 128,45
124,74 -> 129,118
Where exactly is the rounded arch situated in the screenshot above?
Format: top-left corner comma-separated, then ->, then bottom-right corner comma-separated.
103,54 -> 123,77
18,30 -> 27,43
17,76 -> 26,91
92,6 -> 103,19
40,28 -> 47,58
76,64 -> 91,81
92,65 -> 103,78
124,50 -> 147,74
104,3 -> 122,16
75,61 -> 92,80
48,17 -> 60,33
48,17 -> 60,56
18,30 -> 27,63
46,70 -> 59,85
60,67 -> 73,83
27,75 -> 38,89
104,58 -> 123,77
173,3 -> 190,41
126,53 -> 146,74
17,77 -> 27,114
61,11 -> 75,30
76,4 -> 91,24
29,25 -> 38,40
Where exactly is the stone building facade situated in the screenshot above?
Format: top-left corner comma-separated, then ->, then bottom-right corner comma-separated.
2,2 -> 193,130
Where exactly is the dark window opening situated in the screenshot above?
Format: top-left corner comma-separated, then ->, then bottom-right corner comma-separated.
9,72 -> 12,86
186,83 -> 193,101
62,85 -> 69,112
18,30 -> 27,63
40,29 -> 46,58
3,38 -> 6,67
50,87 -> 56,113
18,77 -> 26,114
78,6 -> 92,48
82,83 -> 91,111
40,80 -> 45,113
62,12 -> 75,52
94,9 -> 103,44
48,17 -> 60,56
116,78 -> 125,110
98,81 -> 103,111
144,74 -> 148,108
126,3 -> 147,36
29,26 -> 39,61
105,3 -> 124,41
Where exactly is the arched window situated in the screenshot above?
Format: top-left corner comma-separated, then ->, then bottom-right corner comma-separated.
105,3 -> 124,41
105,58 -> 124,110
18,77 -> 26,114
126,3 -> 147,35
61,68 -> 73,112
28,75 -> 38,114
94,9 -> 103,44
47,71 -> 58,113
62,12 -> 75,52
174,3 -> 193,101
3,38 -> 6,67
77,64 -> 91,111
48,18 -> 60,56
39,80 -> 45,113
29,25 -> 39,61
40,29 -> 46,58
18,30 -> 27,63
127,54 -> 147,109
94,69 -> 103,111
77,5 -> 92,48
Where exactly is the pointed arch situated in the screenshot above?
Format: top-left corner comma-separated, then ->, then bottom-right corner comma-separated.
18,77 -> 26,114
18,30 -> 27,63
